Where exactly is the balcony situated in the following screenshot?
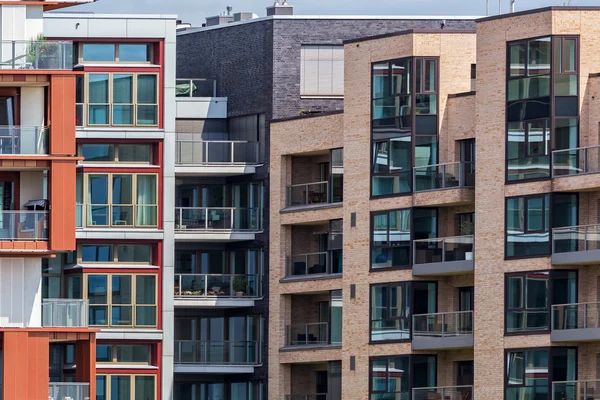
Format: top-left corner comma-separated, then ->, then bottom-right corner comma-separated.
42,299 -> 88,328
552,380 -> 600,400
174,207 -> 262,241
413,386 -> 473,400
552,145 -> 600,191
285,322 -> 334,350
285,251 -> 342,281
0,127 -> 48,155
174,340 -> 261,374
412,311 -> 474,350
551,302 -> 600,342
173,273 -> 261,308
413,236 -> 474,276
286,181 -> 332,208
175,78 -> 227,119
552,224 -> 600,265
0,211 -> 48,241
413,162 -> 475,206
175,140 -> 260,176
48,383 -> 90,400
0,40 -> 73,70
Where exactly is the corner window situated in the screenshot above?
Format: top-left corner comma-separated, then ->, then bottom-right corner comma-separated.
370,355 -> 436,399
81,43 -> 153,63
79,143 -> 153,164
371,209 -> 411,269
300,45 -> 344,97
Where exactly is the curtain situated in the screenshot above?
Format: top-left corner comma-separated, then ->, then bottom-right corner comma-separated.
136,175 -> 156,226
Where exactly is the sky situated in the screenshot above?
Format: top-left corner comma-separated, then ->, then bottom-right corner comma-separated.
67,0 -> 596,26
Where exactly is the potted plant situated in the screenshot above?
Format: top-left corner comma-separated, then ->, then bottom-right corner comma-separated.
27,34 -> 61,69
459,220 -> 475,260
232,277 -> 248,297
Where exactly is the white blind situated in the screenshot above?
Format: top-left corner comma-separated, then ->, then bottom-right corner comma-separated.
300,45 -> 344,96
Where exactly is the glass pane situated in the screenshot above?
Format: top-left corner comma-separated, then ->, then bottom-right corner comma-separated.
425,59 -> 435,91
118,245 -> 151,263
89,174 -> 108,204
136,275 -> 156,304
510,43 -> 526,77
373,142 -> 389,173
97,376 -> 107,400
119,144 -> 151,163
116,345 -> 150,363
555,74 -> 577,96
137,175 -> 157,204
527,197 -> 544,231
111,376 -> 131,400
372,214 -> 388,245
136,305 -> 156,326
82,245 -> 113,262
137,105 -> 157,125
507,276 -> 523,308
506,351 -> 524,384
89,74 -> 109,103
111,305 -> 132,326
138,75 -> 157,104
563,39 -> 576,72
507,122 -> 525,160
389,137 -> 411,172
120,44 -> 151,63
113,175 -> 133,204
134,376 -> 155,400
113,105 -> 133,125
112,275 -> 132,304
527,120 -> 549,157
113,74 -> 133,103
89,105 -> 109,125
88,275 -> 107,304
96,345 -> 112,362
526,272 -> 548,308
82,144 -> 114,162
415,94 -> 437,115
372,62 -> 389,98
528,37 -> 551,76
508,76 -> 550,100
391,59 -> 410,95
82,44 -> 115,62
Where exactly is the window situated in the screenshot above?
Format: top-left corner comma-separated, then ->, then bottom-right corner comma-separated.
370,282 -> 436,342
506,194 -> 550,257
79,144 -> 153,164
300,45 -> 344,97
86,73 -> 158,127
506,271 -> 577,334
96,344 -> 151,364
80,244 -> 151,264
86,273 -> 157,327
371,209 -> 411,269
507,119 -> 550,181
81,43 -> 153,63
174,382 -> 263,400
96,374 -> 156,400
82,173 -> 157,227
370,355 -> 436,399
505,348 -> 576,400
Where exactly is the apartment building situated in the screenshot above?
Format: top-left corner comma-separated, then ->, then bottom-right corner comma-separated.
40,10 -> 177,400
269,5 -> 600,400
175,5 -> 475,399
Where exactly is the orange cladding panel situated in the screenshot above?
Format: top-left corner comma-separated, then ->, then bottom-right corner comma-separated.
3,331 -> 50,399
49,75 -> 77,156
49,160 -> 76,251
76,334 -> 96,399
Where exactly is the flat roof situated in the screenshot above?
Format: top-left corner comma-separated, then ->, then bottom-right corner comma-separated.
178,14 -> 481,36
344,28 -> 477,45
476,5 -> 600,23
46,12 -> 178,20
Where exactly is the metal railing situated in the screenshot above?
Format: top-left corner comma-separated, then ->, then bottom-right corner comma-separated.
83,204 -> 158,228
552,302 -> 600,331
286,251 -> 343,277
413,385 -> 473,400
48,382 -> 90,400
413,311 -> 474,338
174,340 -> 261,364
552,380 -> 600,400
0,40 -> 73,70
175,207 -> 261,231
285,395 -> 328,400
552,145 -> 600,177
285,322 -> 329,346
175,78 -> 217,97
552,224 -> 600,254
175,140 -> 259,165
174,273 -> 261,298
42,299 -> 88,328
286,181 -> 329,207
0,211 -> 48,240
414,161 -> 475,192
413,235 -> 474,265
0,126 -> 48,155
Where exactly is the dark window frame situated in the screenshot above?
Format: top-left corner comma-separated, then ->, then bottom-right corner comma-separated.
504,193 -> 551,259
369,354 -> 438,398
370,208 -> 412,271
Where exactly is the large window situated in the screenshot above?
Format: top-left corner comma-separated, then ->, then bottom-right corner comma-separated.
506,348 -> 576,400
79,144 -> 153,164
80,43 -> 153,63
370,282 -> 436,342
300,45 -> 344,97
174,382 -> 263,400
85,273 -> 157,327
86,73 -> 158,127
506,271 -> 576,334
96,344 -> 152,365
79,244 -> 152,264
371,209 -> 411,269
96,374 -> 156,400
81,173 -> 158,227
370,355 -> 436,400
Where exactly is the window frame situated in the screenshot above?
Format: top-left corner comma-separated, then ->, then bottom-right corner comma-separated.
78,243 -> 152,265
96,373 -> 157,400
369,354 -> 438,399
96,344 -> 152,365
370,208 -> 412,271
505,193 -> 551,259
79,43 -> 154,64
78,143 -> 153,164
80,172 -> 158,228
299,44 -> 344,98
85,72 -> 159,128
84,272 -> 157,328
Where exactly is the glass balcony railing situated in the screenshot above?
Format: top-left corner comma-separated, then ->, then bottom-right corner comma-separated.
285,395 -> 328,400
42,299 -> 88,327
414,162 -> 475,192
0,211 -> 48,240
413,311 -> 474,338
0,41 -> 73,70
552,145 -> 600,177
552,380 -> 600,400
175,207 -> 261,231
174,274 -> 261,298
286,251 -> 343,277
413,386 -> 473,400
174,340 -> 261,365
81,205 -> 158,228
48,383 -> 90,400
413,235 -> 474,265
175,78 -> 217,97
552,302 -> 600,331
552,224 -> 600,254
285,322 -> 329,346
175,140 -> 259,165
286,181 -> 329,207
0,126 -> 48,155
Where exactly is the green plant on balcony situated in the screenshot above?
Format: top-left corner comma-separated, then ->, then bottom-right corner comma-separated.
459,220 -> 475,236
27,34 -> 60,69
232,277 -> 248,297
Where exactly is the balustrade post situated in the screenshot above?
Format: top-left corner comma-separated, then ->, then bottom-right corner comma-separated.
305,184 -> 309,205
204,208 -> 209,230
442,165 -> 447,189
459,162 -> 465,187
230,207 -> 234,230
11,41 -> 15,69
441,238 -> 446,263
305,255 -> 309,275
231,141 -> 235,163
585,147 -> 589,173
585,303 -> 589,329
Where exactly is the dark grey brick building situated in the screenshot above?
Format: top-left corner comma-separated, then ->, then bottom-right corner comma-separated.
174,6 -> 475,399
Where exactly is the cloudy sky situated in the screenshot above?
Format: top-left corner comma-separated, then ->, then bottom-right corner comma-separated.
68,0 -> 593,26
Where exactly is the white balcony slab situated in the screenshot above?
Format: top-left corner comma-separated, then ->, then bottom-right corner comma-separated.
173,297 -> 259,308
173,364 -> 257,374
76,228 -> 164,240
175,165 -> 257,177
97,329 -> 163,341
174,231 -> 259,242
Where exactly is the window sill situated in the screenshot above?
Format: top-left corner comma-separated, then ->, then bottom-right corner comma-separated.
300,95 -> 344,99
